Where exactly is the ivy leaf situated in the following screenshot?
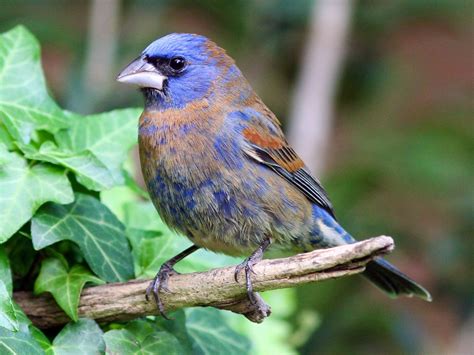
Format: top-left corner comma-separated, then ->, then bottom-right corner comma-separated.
104,329 -> 182,355
56,109 -> 140,185
154,309 -> 193,352
0,247 -> 12,295
21,106 -> 141,191
124,200 -> 172,232
124,201 -> 239,277
104,319 -> 184,355
127,229 -> 231,277
0,26 -> 68,144
153,309 -> 253,355
230,289 -> 301,355
0,123 -> 14,151
9,301 -> 53,353
4,232 -> 36,279
0,326 -> 44,354
29,319 -> 106,355
31,193 -> 134,282
29,325 -> 52,353
0,300 -> 56,355
0,280 -> 18,331
0,146 -> 74,243
48,319 -> 105,355
34,257 -> 104,321
186,308 -> 252,355
21,141 -> 116,191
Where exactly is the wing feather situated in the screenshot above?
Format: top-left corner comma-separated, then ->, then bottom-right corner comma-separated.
242,127 -> 336,218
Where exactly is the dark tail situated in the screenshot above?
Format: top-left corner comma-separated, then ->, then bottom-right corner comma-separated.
363,257 -> 432,301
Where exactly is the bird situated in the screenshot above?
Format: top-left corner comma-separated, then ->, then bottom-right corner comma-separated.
117,33 -> 432,317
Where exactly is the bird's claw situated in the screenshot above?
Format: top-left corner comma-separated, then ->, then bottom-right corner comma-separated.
234,262 -> 244,283
145,262 -> 177,319
234,257 -> 258,304
234,238 -> 271,305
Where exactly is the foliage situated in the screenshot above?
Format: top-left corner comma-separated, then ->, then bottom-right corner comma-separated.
0,26 -> 271,354
34,257 -> 104,321
32,194 -> 134,282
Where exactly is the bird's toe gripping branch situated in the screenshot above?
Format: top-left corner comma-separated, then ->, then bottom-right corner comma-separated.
146,262 -> 177,319
233,238 -> 272,319
146,245 -> 200,319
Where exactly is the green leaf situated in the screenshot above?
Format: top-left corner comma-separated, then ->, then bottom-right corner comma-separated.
225,289 -> 301,355
29,325 -> 53,353
4,232 -> 36,278
0,26 -> 140,192
154,309 -> 193,352
104,319 -> 184,355
127,228 -> 220,277
21,141 -> 116,192
34,257 -> 104,321
0,124 -> 14,151
186,308 -> 252,355
10,302 -> 52,352
0,26 -> 68,144
0,326 -> 44,354
56,109 -> 140,184
157,310 -> 254,355
104,329 -> 181,355
18,108 -> 141,192
12,303 -> 34,333
0,247 -> 12,295
123,200 -> 169,232
0,280 -> 18,331
124,201 -> 239,277
100,185 -> 140,222
47,319 -> 105,355
0,147 -> 74,243
31,193 -> 134,282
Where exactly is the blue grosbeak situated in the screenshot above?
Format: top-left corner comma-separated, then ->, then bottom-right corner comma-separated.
117,33 -> 431,316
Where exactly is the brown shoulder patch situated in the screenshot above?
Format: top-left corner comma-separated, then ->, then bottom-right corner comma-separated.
243,127 -> 282,149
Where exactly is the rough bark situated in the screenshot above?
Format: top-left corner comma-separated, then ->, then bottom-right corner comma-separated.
14,236 -> 394,329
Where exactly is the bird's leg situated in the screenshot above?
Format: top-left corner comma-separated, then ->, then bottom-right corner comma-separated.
146,244 -> 200,319
234,238 -> 271,304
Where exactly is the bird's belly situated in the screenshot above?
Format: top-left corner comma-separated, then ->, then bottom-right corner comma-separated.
140,142 -> 262,254
139,124 -> 315,255
144,169 -> 265,254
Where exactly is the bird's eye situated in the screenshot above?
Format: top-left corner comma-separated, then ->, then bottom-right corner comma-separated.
169,57 -> 186,73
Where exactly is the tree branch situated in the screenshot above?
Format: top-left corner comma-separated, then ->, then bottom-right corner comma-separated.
14,236 -> 394,329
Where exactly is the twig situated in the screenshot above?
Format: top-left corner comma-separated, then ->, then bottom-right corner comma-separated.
14,236 -> 394,329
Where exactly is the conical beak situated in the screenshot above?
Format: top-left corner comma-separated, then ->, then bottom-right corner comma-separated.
116,56 -> 167,90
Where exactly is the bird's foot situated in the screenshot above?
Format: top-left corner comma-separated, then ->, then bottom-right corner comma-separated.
234,238 -> 271,304
146,262 -> 179,319
244,292 -> 271,322
145,245 -> 199,319
234,257 -> 259,304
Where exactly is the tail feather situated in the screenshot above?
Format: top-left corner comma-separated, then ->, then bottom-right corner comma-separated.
363,257 -> 432,301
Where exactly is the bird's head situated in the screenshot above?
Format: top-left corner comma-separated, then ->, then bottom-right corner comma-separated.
117,33 -> 245,110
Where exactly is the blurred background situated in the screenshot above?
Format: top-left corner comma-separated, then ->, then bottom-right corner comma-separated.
1,0 -> 472,354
